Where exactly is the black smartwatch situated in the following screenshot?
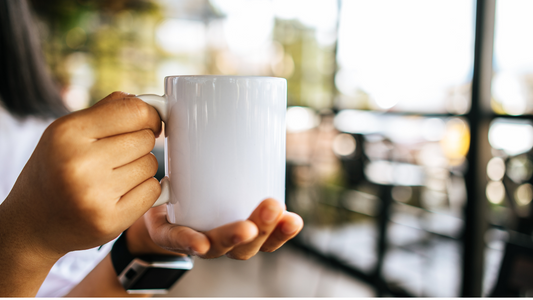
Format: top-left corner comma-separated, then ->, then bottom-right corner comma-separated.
111,231 -> 193,294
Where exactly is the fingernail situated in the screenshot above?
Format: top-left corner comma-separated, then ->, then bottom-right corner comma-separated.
281,222 -> 298,235
261,206 -> 278,224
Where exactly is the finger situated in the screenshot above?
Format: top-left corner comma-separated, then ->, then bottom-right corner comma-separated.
108,153 -> 158,198
259,212 -> 303,253
90,129 -> 156,169
227,199 -> 284,260
203,221 -> 258,259
114,177 -> 161,227
145,206 -> 211,255
92,91 -> 136,107
78,96 -> 161,139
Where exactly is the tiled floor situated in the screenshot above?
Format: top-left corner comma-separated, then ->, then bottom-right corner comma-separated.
163,245 -> 376,297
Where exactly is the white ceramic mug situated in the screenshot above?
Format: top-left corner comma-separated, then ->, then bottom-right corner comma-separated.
137,76 -> 287,232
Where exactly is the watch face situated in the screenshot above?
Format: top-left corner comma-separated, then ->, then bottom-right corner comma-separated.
129,268 -> 188,290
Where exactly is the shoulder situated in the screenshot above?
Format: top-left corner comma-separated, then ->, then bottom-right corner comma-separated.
0,106 -> 54,154
0,106 -> 53,134
0,106 -> 53,155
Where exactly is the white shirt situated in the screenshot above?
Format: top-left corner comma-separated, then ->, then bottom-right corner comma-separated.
0,107 -> 112,297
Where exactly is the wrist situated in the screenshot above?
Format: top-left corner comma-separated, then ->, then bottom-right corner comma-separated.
0,196 -> 63,264
0,199 -> 60,296
112,230 -> 192,294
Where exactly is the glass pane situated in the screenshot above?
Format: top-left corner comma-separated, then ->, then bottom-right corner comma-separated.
335,0 -> 475,113
492,0 -> 533,115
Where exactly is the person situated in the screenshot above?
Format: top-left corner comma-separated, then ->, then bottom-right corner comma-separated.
0,0 -> 303,297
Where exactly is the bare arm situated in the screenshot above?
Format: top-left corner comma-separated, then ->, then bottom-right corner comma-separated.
65,254 -> 147,297
65,213 -> 161,297
0,92 -> 162,297
0,199 -> 59,296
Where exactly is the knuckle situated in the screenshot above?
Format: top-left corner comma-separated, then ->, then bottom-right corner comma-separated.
58,160 -> 79,183
146,153 -> 159,174
141,128 -> 156,140
63,156 -> 90,180
109,91 -> 129,99
92,219 -> 115,237
147,176 -> 161,189
46,117 -> 74,140
89,207 -> 117,234
144,177 -> 162,197
151,176 -> 162,190
140,129 -> 156,148
129,98 -> 153,122
166,226 -> 186,248
75,204 -> 114,237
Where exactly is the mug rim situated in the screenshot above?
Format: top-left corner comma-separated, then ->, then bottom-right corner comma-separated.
164,75 -> 285,80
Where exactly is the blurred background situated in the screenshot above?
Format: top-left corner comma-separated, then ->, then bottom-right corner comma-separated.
30,0 -> 533,296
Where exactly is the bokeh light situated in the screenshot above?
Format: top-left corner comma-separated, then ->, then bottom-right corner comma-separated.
286,106 -> 318,133
63,86 -> 90,111
486,157 -> 506,181
333,110 -> 381,135
488,119 -> 533,156
486,181 -> 506,204
506,155 -> 533,184
440,118 -> 470,165
365,161 -> 424,186
332,133 -> 356,157
515,183 -> 533,206
392,186 -> 413,203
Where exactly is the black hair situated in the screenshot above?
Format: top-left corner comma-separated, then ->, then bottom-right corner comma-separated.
0,0 -> 69,119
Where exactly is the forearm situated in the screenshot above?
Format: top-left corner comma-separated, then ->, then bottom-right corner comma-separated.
0,199 -> 59,296
65,215 -> 173,297
65,254 -> 150,297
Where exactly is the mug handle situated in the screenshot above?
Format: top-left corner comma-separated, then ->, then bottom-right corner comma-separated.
137,94 -> 170,207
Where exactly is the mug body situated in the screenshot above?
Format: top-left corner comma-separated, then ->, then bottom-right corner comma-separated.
163,76 -> 286,231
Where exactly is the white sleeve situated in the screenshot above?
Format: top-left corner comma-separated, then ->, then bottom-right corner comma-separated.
36,242 -> 114,297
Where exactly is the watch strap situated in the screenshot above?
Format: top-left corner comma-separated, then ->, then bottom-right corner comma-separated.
111,230 -> 135,276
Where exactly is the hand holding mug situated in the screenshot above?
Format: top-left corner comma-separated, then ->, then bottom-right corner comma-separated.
2,92 -> 162,259
128,199 -> 303,260
0,92 -> 164,296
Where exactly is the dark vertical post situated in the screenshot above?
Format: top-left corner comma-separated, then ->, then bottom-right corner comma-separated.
461,0 -> 495,296
374,184 -> 393,296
